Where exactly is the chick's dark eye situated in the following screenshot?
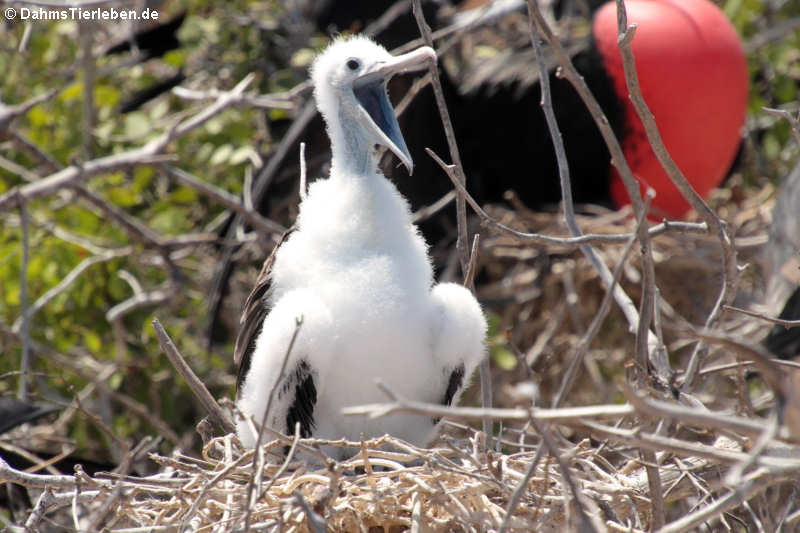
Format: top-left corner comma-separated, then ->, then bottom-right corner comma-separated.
346,59 -> 360,71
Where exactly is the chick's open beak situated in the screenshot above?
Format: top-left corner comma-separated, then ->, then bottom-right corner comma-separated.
353,46 -> 436,175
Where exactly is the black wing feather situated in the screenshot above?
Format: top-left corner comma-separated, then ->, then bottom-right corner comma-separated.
285,360 -> 317,438
234,228 -> 295,396
442,364 -> 465,407
434,363 -> 465,425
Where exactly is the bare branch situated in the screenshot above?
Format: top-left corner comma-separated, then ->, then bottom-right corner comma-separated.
172,85 -> 294,110
411,0 -> 470,275
160,164 -> 286,236
18,200 -> 31,402
531,419 -> 599,533
659,468 -> 795,533
107,284 -> 175,322
293,490 -> 327,533
763,106 -> 800,148
552,189 -> 652,408
343,398 -> 633,423
724,304 -> 800,329
0,89 -> 58,132
621,382 -> 791,440
0,456 -> 77,489
0,74 -> 257,211
12,246 -> 132,333
299,142 -> 308,202
612,0 -> 739,390
152,318 -> 235,434
411,190 -> 455,223
426,148 -> 707,246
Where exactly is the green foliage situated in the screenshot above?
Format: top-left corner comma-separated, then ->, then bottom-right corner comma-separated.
488,312 -> 518,371
0,1 -> 304,458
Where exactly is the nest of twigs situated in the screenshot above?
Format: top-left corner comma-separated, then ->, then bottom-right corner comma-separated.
6,178 -> 800,533
6,412 -> 797,532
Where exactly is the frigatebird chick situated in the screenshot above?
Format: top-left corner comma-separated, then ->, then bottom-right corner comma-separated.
234,36 -> 487,459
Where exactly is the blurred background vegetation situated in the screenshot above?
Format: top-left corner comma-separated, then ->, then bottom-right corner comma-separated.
0,0 -> 798,469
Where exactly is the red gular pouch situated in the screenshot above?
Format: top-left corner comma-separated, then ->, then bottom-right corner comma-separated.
593,0 -> 748,219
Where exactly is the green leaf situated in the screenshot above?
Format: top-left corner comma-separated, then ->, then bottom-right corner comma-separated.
229,145 -> 256,166
209,144 -> 233,166
124,113 -> 151,139
108,186 -> 139,207
170,186 -> 198,204
133,166 -> 155,191
205,117 -> 224,135
60,81 -> 83,103
151,207 -> 190,233
27,105 -> 50,127
95,85 -> 120,108
491,346 -> 517,371
150,99 -> 170,121
84,330 -> 102,353
163,49 -> 187,68
6,284 -> 20,306
290,48 -> 315,68
94,121 -> 115,142
109,372 -> 123,390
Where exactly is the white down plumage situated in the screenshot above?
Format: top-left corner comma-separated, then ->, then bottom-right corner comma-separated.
235,35 -> 486,459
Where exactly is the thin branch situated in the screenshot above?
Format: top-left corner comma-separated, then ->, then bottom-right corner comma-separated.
612,0 -> 738,390
411,190 -> 455,223
763,107 -> 800,148
525,2 -> 646,217
343,398 -> 633,423
500,437 -> 546,533
12,247 -> 132,333
659,469 -> 794,533
299,142 -> 308,202
552,190 -> 652,408
527,0 -> 662,372
531,419 -> 599,533
8,129 -> 62,172
152,318 -> 235,434
426,148 -> 707,246
74,185 -> 168,248
724,304 -> 800,328
463,234 -> 480,292
24,488 -> 101,531
243,165 -> 254,212
411,0 -> 470,275
725,411 -> 780,486
171,86 -> 294,110
0,74 -> 257,211
107,284 -> 175,322
160,164 -> 286,236
621,382 -> 791,440
293,491 -> 327,533
18,200 -> 31,402
0,456 -> 78,489
580,420 -> 800,469
639,445 -> 665,530
0,89 -> 58,131
678,328 -> 784,392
